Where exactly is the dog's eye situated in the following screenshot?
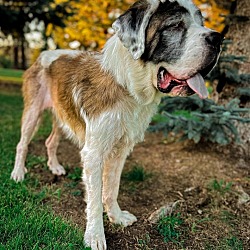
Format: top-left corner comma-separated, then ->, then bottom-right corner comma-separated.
169,21 -> 185,30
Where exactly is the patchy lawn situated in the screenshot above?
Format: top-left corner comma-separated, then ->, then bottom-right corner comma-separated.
1,84 -> 249,249
0,68 -> 23,84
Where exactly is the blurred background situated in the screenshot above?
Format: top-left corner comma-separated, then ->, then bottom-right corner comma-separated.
0,0 -> 241,69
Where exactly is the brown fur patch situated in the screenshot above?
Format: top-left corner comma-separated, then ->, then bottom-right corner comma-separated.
46,52 -> 128,141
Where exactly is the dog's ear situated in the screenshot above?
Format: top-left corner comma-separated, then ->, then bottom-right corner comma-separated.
112,0 -> 163,60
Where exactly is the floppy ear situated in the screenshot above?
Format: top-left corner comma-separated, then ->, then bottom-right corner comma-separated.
112,0 -> 163,60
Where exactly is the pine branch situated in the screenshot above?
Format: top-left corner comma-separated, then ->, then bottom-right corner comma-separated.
149,96 -> 250,145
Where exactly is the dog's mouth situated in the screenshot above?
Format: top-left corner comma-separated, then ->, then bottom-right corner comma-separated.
157,67 -> 208,99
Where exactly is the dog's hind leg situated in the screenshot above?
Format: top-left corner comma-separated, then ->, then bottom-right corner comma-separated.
102,148 -> 137,227
11,63 -> 50,182
45,118 -> 65,176
11,101 -> 43,182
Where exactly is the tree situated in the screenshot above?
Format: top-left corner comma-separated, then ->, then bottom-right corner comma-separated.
224,0 -> 250,78
219,0 -> 250,155
0,0 -> 74,69
194,0 -> 230,32
50,0 -> 133,50
204,0 -> 250,96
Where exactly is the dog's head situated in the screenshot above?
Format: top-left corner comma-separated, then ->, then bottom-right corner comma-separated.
112,0 -> 222,98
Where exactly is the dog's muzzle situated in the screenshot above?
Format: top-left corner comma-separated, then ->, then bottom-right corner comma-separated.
205,32 -> 222,49
157,67 -> 208,98
157,31 -> 223,99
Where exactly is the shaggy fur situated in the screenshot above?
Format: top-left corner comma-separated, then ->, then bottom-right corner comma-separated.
11,0 -> 222,249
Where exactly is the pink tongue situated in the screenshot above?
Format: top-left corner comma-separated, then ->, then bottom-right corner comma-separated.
186,73 -> 208,99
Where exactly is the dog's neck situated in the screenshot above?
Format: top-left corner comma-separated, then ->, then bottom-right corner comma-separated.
99,35 -> 162,105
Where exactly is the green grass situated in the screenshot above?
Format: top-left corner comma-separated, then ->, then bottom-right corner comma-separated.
0,68 -> 24,84
122,165 -> 152,182
66,167 -> 83,196
67,167 -> 82,181
157,213 -> 183,245
205,236 -> 244,250
0,90 -> 89,249
137,234 -> 151,249
208,179 -> 233,195
224,236 -> 243,250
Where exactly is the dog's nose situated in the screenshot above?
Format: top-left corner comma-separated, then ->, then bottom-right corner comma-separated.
205,32 -> 222,47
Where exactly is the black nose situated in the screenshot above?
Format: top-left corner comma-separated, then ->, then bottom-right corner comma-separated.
205,32 -> 222,47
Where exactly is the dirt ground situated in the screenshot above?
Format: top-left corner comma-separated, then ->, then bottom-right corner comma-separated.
27,130 -> 250,250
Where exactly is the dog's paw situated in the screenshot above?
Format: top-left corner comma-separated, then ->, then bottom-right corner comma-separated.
11,167 -> 27,182
84,230 -> 107,250
49,164 -> 66,176
109,210 -> 137,227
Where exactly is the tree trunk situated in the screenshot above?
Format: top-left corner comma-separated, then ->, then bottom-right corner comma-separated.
215,0 -> 250,101
13,43 -> 19,69
21,36 -> 27,69
225,0 -> 250,76
221,0 -> 250,158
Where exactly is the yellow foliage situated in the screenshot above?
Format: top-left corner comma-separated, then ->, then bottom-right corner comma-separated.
30,48 -> 42,64
46,23 -> 53,37
51,0 -> 133,50
193,0 -> 229,32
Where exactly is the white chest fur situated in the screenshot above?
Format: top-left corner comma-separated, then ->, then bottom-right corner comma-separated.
82,99 -> 159,159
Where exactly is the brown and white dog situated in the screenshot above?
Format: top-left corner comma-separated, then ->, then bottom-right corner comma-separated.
11,0 -> 222,249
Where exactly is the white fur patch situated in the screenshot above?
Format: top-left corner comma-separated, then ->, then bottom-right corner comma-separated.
176,0 -> 198,13
40,49 -> 81,68
100,35 -> 162,105
72,85 -> 82,109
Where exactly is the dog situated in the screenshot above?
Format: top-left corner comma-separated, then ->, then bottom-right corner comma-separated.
11,0 -> 222,249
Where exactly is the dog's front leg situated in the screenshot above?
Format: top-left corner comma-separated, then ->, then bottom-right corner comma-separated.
102,148 -> 137,227
81,146 -> 106,250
